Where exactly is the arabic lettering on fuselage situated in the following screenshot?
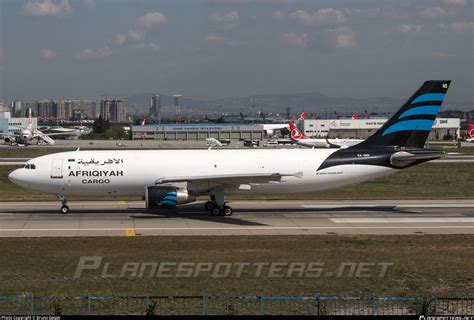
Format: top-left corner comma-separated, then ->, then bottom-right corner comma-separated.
77,158 -> 124,166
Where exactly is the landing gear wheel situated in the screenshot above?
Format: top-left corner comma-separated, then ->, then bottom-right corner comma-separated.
204,201 -> 215,211
60,205 -> 70,214
223,206 -> 233,216
211,207 -> 221,216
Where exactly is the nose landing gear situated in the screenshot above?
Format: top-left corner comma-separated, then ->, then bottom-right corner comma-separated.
58,195 -> 69,214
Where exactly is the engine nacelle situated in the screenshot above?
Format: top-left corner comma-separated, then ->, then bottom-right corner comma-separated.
145,186 -> 196,209
265,129 -> 274,136
4,137 -> 14,144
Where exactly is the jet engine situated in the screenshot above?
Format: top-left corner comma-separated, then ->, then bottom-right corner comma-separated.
145,186 -> 196,209
265,129 -> 274,136
4,137 -> 12,144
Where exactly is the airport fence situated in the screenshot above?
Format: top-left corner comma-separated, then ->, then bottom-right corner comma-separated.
0,293 -> 472,315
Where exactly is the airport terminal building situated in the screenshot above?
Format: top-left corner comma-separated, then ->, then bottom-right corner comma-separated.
132,118 -> 461,141
296,118 -> 461,140
132,123 -> 266,141
0,112 -> 38,135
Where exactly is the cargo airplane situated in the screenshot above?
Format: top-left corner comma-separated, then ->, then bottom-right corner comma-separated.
9,81 -> 450,216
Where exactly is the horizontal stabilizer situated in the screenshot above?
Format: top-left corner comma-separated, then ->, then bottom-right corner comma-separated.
390,150 -> 445,168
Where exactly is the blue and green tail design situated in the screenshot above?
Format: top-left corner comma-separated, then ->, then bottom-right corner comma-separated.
354,80 -> 450,149
159,191 -> 177,206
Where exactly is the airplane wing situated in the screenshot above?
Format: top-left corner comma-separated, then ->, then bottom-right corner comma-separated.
48,128 -> 76,132
155,172 -> 303,192
43,132 -> 77,136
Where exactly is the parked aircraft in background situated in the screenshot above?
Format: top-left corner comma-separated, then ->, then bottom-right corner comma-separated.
41,126 -> 90,138
466,124 -> 474,142
9,81 -> 450,216
288,122 -> 363,148
2,109 -> 56,146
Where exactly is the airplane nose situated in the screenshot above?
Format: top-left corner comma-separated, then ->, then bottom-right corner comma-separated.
8,168 -> 28,188
8,169 -> 20,184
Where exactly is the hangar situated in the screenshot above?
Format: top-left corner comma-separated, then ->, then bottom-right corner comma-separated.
132,123 -> 266,141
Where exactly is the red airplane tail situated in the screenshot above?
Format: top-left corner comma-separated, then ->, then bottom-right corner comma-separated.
299,111 -> 307,120
468,124 -> 474,138
288,121 -> 308,140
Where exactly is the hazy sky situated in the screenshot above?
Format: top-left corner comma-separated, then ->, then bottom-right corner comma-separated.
0,0 -> 473,104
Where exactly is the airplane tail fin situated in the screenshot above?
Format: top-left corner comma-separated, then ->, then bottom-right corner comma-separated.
354,80 -> 451,149
298,112 -> 307,120
468,124 -> 474,139
28,108 -> 32,128
288,121 -> 308,140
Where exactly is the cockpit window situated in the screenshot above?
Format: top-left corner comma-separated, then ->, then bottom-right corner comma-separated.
23,164 -> 36,169
30,164 -> 36,169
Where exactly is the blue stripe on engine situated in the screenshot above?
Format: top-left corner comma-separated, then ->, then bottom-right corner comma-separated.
399,105 -> 440,119
382,119 -> 435,136
160,200 -> 177,206
411,93 -> 445,104
163,196 -> 177,201
166,191 -> 177,195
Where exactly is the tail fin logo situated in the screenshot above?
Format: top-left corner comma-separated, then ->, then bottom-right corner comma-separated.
354,80 -> 451,149
299,112 -> 307,120
468,124 -> 474,138
288,122 -> 306,140
382,85 -> 448,137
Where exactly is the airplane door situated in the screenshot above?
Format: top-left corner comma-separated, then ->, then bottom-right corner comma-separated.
51,158 -> 63,178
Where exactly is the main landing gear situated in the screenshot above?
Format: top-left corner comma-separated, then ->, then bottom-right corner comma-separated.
204,191 -> 233,216
58,195 -> 70,214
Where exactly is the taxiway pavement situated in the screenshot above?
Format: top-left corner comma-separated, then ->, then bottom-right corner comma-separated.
0,200 -> 473,237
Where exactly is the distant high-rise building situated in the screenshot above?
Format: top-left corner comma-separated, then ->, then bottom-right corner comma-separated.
32,99 -> 95,120
100,99 -> 111,120
109,99 -> 125,123
150,94 -> 161,122
11,100 -> 24,117
173,94 -> 182,122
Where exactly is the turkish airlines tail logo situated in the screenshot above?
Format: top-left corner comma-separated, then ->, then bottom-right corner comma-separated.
288,121 -> 307,140
299,112 -> 307,120
468,124 -> 474,138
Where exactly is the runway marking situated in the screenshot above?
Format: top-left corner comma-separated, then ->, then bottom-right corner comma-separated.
0,226 -> 473,232
330,218 -> 474,223
302,204 -> 474,208
125,228 -> 136,237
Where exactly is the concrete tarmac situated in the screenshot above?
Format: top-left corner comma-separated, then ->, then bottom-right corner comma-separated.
0,200 -> 473,237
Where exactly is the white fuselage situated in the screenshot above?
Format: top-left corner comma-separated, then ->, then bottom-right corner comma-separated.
295,138 -> 362,148
8,149 -> 395,197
